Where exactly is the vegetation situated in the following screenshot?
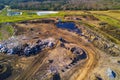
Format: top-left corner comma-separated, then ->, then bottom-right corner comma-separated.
0,23 -> 14,40
93,14 -> 120,27
1,0 -> 120,10
0,9 -> 65,23
85,12 -> 120,42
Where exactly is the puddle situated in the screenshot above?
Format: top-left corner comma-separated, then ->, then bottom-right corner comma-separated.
56,22 -> 82,34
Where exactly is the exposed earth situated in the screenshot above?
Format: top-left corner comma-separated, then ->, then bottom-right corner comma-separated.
0,15 -> 120,80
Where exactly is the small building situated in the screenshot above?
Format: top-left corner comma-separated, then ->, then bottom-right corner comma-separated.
36,11 -> 58,16
7,11 -> 22,16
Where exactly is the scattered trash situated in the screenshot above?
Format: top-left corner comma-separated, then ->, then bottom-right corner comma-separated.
106,68 -> 116,79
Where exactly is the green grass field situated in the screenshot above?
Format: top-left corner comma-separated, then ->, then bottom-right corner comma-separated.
0,12 -> 65,23
0,7 -> 66,23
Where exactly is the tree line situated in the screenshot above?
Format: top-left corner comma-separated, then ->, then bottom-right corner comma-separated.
1,0 -> 120,10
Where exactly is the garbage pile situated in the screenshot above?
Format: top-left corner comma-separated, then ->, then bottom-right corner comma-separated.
0,36 -> 55,56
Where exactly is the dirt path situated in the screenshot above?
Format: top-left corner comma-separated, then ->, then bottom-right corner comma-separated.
16,50 -> 49,80
66,38 -> 97,80
16,40 -> 59,80
75,45 -> 97,80
53,29 -> 98,80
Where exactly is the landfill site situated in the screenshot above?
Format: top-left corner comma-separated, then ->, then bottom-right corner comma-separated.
0,16 -> 120,80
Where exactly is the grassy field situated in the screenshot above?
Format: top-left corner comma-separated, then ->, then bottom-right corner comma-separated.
91,10 -> 120,20
0,8 -> 66,23
0,12 -> 65,23
89,11 -> 120,28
